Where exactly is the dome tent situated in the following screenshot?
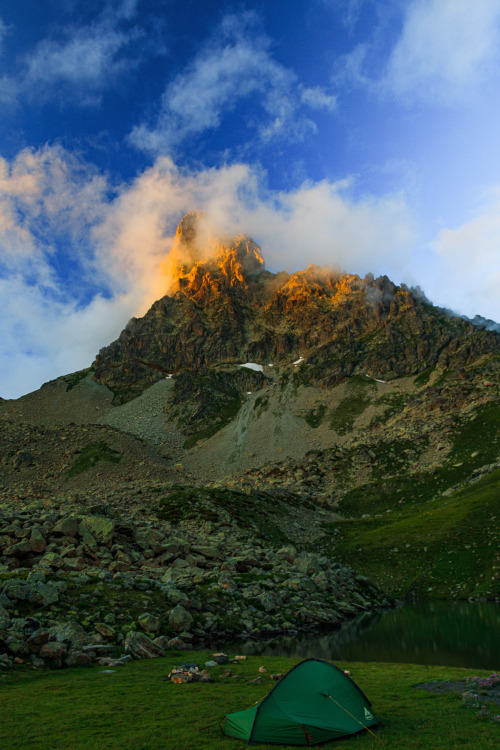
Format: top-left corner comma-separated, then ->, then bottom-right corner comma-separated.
223,658 -> 378,746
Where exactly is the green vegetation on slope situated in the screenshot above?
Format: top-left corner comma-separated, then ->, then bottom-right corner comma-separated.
66,443 -> 123,478
63,368 -> 91,392
329,375 -> 377,434
0,656 -> 498,750
328,468 -> 500,600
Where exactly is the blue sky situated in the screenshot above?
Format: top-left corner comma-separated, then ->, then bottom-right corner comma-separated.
2,0 -> 500,398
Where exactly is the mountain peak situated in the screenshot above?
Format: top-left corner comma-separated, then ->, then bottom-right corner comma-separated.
165,212 -> 265,294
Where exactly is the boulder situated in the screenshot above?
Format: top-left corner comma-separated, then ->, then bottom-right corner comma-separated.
3,540 -> 32,557
1,579 -> 59,606
53,517 -> 81,537
30,527 -> 46,554
168,605 -> 194,633
25,629 -> 51,654
51,621 -> 88,650
138,613 -> 161,634
39,641 -> 68,662
124,631 -> 165,659
79,516 -> 115,545
38,552 -> 65,570
65,651 -> 94,668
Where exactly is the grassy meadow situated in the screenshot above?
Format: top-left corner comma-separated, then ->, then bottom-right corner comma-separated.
1,653 -> 499,749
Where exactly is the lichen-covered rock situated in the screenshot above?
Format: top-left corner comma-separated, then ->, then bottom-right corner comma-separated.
39,641 -> 68,663
1,579 -> 59,606
79,516 -> 115,545
30,527 -> 46,554
53,517 -> 81,537
168,605 -> 193,633
138,613 -> 161,634
124,631 -> 165,659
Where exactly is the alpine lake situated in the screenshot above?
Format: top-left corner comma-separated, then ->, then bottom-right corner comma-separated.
230,600 -> 500,671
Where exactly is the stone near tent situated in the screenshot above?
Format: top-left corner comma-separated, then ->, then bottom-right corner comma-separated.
25,628 -> 51,654
39,641 -> 68,662
52,620 -> 88,650
65,651 -> 93,668
124,631 -> 165,659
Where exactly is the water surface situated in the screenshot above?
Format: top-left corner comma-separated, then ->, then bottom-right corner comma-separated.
231,601 -> 500,670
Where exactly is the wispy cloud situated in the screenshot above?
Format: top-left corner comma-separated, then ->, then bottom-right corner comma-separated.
130,12 -> 336,155
383,0 -> 500,103
0,1 -> 148,107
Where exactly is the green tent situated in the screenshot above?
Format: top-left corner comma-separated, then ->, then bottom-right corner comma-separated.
224,658 -> 378,746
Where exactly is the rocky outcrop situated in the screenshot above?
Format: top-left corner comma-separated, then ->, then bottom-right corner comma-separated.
93,214 -> 500,403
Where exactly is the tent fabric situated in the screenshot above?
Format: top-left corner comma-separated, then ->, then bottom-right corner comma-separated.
223,658 -> 378,746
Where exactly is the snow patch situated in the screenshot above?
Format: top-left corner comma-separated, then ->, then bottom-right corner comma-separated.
240,363 -> 264,373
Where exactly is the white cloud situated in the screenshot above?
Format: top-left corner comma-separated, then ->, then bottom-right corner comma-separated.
0,276 -> 134,401
23,22 -> 141,103
425,188 -> 500,320
300,86 -> 337,111
0,3 -> 146,106
129,13 -> 328,155
384,0 -> 500,102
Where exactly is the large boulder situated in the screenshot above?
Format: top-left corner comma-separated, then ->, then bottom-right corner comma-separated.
30,527 -> 46,554
168,605 -> 193,633
124,631 -> 165,659
53,517 -> 81,537
79,516 -> 115,545
138,613 -> 161,634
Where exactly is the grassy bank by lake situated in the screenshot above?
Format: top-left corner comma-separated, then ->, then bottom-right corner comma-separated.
1,653 -> 499,749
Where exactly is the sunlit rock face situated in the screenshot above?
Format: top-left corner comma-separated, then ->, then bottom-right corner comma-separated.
92,213 -> 500,403
164,211 -> 265,296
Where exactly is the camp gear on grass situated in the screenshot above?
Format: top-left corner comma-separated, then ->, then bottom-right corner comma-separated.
224,658 -> 378,745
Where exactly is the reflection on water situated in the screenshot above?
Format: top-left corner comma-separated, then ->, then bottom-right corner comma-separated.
230,601 -> 500,670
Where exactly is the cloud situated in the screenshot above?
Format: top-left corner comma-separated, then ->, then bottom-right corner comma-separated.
425,188 -> 500,320
0,2 -> 147,107
300,86 -> 337,111
129,12 -> 335,155
384,0 -> 500,102
23,21 -> 142,104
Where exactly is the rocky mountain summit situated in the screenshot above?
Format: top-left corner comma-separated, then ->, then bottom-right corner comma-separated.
1,212 -> 500,671
93,211 -> 499,403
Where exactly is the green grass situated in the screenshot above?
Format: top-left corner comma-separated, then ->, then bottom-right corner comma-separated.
0,655 -> 498,749
305,403 -> 327,428
414,368 -> 434,387
182,393 -> 242,449
66,443 -> 123,479
329,376 -> 377,434
328,468 -> 500,599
